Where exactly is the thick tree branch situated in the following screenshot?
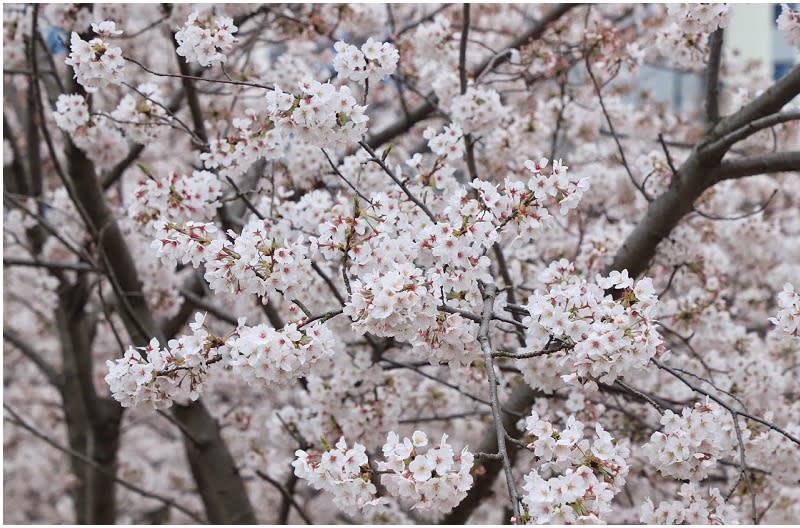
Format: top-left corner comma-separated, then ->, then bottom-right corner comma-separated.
703,110 -> 800,155
3,256 -> 94,272
707,62 -> 800,147
712,151 -> 800,182
705,28 -> 724,125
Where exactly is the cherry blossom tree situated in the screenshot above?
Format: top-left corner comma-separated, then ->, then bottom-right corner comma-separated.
3,3 -> 800,524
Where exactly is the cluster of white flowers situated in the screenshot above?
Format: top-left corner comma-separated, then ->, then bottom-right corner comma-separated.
53,94 -> 90,134
225,321 -> 336,386
770,282 -> 800,338
641,400 -> 737,481
200,80 -> 370,179
778,4 -> 800,49
423,123 -> 464,161
412,313 -> 480,366
110,83 -> 170,144
640,482 -> 739,524
412,15 -> 459,79
378,431 -> 474,514
520,413 -> 629,524
151,220 -> 220,267
210,218 -> 313,301
449,86 -> 506,134
266,78 -> 369,150
174,10 -> 238,67
333,38 -> 399,83
200,109 -> 283,179
65,21 -> 126,92
469,158 -> 588,245
151,217 -> 313,302
106,312 -> 336,407
666,3 -> 731,33
516,260 -> 663,393
104,313 -> 220,409
343,264 -> 439,342
287,351 -> 406,447
651,23 -> 708,69
128,168 -> 221,233
418,218 -> 495,281
745,425 -> 800,484
52,93 -> 127,170
292,438 -> 382,511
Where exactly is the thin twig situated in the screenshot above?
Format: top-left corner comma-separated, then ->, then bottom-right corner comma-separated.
652,359 -> 800,446
358,140 -> 436,223
585,52 -> 648,201
477,282 -> 521,521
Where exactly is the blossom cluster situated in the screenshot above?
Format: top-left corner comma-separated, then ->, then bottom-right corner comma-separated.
286,351 -> 407,447
53,94 -> 90,134
640,482 -> 739,524
778,3 -> 800,49
104,313 -> 220,409
651,19 -> 710,69
770,282 -> 800,338
200,78 -> 368,179
449,86 -> 506,135
199,108 -> 283,179
105,312 -> 336,408
333,38 -> 399,83
378,431 -> 474,514
52,93 -> 127,169
128,168 -> 222,233
151,218 -> 313,303
269,78 -> 369,150
520,413 -> 630,524
641,400 -> 737,481
665,3 -> 731,34
110,83 -> 170,144
225,322 -> 336,386
292,438 -> 381,512
469,158 -> 588,244
174,10 -> 238,67
411,313 -> 480,366
343,264 -> 439,342
65,21 -> 126,92
516,260 -> 663,393
423,123 -> 464,161
291,430 -> 475,516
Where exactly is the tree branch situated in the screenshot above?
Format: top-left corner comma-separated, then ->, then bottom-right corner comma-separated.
702,110 -> 800,155
3,329 -> 61,387
705,28 -> 724,125
712,151 -> 800,182
707,62 -> 800,148
477,283 -> 521,521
